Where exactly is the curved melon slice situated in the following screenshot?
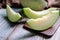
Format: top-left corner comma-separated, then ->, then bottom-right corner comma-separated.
20,0 -> 47,11
27,10 -> 59,30
23,8 -> 58,19
6,5 -> 22,22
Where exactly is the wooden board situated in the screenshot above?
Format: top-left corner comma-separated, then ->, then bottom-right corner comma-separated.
23,17 -> 60,37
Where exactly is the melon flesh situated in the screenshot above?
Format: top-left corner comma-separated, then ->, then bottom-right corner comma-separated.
6,5 -> 22,22
23,8 -> 58,19
21,0 -> 47,11
27,10 -> 59,30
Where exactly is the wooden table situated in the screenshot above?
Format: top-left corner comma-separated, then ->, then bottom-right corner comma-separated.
0,9 -> 60,40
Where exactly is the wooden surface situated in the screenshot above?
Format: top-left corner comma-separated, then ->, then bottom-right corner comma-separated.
0,9 -> 60,40
23,17 -> 60,37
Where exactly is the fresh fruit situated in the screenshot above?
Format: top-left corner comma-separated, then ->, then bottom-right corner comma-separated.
6,5 -> 22,22
23,8 -> 58,19
20,0 -> 47,11
27,10 -> 59,30
48,7 -> 58,11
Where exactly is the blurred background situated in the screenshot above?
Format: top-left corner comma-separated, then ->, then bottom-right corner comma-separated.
0,0 -> 60,9
0,0 -> 6,8
0,0 -> 22,9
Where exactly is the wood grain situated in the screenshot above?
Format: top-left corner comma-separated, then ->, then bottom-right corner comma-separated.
0,9 -> 60,40
7,24 -> 36,40
7,17 -> 60,40
0,9 -> 16,40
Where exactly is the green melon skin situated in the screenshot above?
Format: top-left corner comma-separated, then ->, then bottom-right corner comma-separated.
21,0 -> 47,11
27,10 -> 59,30
6,5 -> 22,22
23,8 -> 58,19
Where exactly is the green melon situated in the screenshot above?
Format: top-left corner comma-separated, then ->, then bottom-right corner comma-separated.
27,10 -> 59,30
6,5 -> 22,22
21,0 -> 47,11
23,8 -> 58,19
